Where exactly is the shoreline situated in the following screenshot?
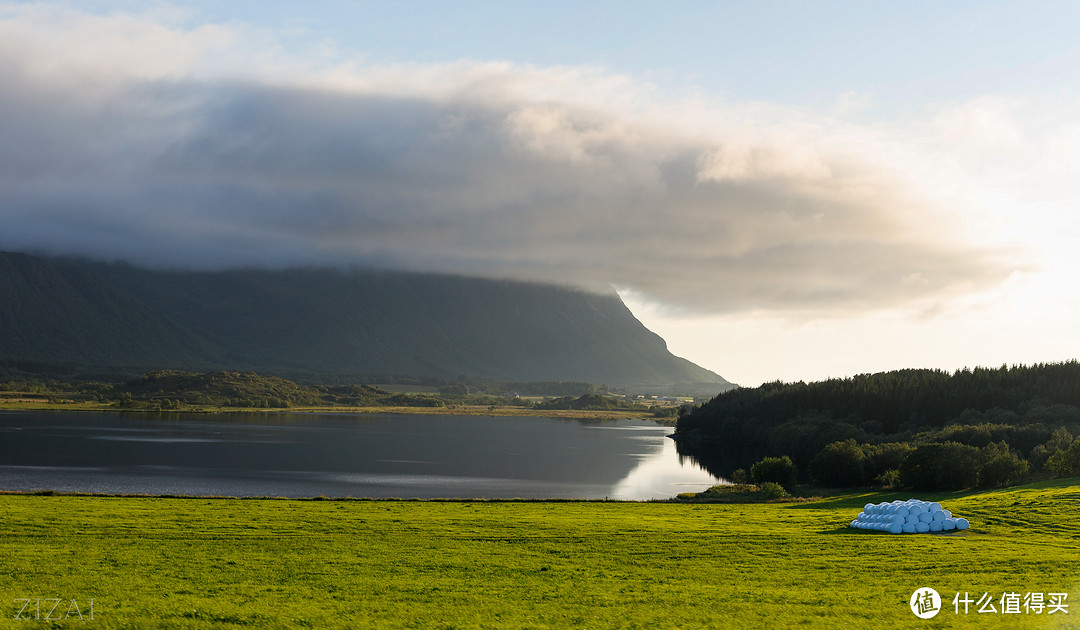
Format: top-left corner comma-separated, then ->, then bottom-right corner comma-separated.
0,490 -> 676,503
0,400 -> 662,421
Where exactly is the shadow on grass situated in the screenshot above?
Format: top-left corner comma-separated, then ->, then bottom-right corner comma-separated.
818,526 -> 975,537
818,526 -> 865,536
784,488 -> 989,510
783,476 -> 1080,518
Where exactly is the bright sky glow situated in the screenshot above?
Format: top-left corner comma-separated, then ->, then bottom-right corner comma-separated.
2,1 -> 1079,386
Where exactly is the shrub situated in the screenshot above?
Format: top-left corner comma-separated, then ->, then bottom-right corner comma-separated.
759,482 -> 790,500
651,405 -> 679,418
874,469 -> 901,488
750,456 -> 798,491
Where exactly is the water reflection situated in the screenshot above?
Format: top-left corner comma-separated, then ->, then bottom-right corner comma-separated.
671,434 -> 760,481
609,436 -> 721,499
0,412 -> 720,500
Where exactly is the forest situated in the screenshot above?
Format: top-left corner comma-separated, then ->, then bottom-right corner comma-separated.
672,361 -> 1080,490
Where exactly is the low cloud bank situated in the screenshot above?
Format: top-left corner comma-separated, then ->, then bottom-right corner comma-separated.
0,4 -> 1016,315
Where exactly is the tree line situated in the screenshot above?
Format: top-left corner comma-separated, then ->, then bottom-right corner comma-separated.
672,362 -> 1080,490
0,369 -> 651,412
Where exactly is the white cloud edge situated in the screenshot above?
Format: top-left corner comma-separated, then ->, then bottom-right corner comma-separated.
0,2 -> 1059,319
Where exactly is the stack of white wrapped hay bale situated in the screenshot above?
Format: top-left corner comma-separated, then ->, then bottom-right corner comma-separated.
850,499 -> 970,534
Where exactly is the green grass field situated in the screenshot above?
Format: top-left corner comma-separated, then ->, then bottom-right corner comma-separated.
1,480 -> 1078,629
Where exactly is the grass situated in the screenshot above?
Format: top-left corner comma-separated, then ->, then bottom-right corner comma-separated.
674,482 -> 809,503
1,479 -> 1079,628
0,398 -> 653,419
284,405 -> 654,420
0,398 -> 111,412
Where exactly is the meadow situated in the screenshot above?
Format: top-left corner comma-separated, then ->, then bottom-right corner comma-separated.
1,479 -> 1078,629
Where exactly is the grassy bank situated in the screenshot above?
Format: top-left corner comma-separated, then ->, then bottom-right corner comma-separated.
1,479 -> 1078,628
0,398 -> 653,420
0,370 -> 672,419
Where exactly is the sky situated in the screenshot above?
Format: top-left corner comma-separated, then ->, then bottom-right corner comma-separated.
2,1 -> 1079,386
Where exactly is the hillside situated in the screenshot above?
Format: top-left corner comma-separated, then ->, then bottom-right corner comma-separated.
0,252 -> 731,389
673,363 -> 1080,489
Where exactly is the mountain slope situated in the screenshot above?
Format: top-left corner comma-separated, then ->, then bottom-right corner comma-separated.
0,252 -> 731,388
0,253 -> 215,368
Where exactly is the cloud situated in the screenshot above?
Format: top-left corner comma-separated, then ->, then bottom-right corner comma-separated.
0,4 -> 1019,316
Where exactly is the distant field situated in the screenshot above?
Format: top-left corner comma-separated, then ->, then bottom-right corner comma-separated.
367,384 -> 441,394
0,399 -> 652,420
1,480 -> 1078,629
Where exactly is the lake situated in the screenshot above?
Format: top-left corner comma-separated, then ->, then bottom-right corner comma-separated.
0,411 -> 720,500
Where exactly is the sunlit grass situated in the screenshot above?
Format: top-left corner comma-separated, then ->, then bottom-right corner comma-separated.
0,479 -> 1077,628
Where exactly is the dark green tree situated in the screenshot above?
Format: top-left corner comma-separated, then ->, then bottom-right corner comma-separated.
750,456 -> 798,491
808,439 -> 867,487
1046,436 -> 1080,477
864,442 -> 914,480
899,442 -> 981,490
1030,427 -> 1074,470
978,442 -> 1029,487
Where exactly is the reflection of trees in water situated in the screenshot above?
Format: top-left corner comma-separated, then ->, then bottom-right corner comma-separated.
673,438 -> 762,481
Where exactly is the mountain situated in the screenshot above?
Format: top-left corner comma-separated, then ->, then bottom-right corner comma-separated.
0,252 -> 732,389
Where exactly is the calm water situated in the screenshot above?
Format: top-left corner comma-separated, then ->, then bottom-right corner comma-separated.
0,412 -> 719,500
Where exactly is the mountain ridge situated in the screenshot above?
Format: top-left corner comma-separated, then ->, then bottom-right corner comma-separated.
0,252 -> 732,390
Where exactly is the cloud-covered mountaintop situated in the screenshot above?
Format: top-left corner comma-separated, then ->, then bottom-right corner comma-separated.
0,251 -> 728,387
0,4 -> 1015,316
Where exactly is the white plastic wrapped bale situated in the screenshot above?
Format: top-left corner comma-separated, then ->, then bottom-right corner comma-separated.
849,499 -> 970,534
